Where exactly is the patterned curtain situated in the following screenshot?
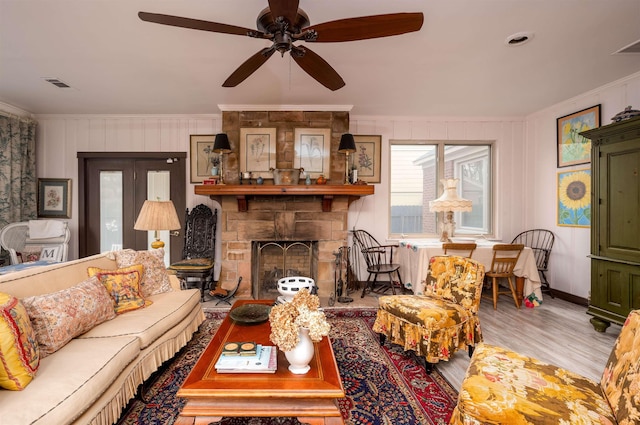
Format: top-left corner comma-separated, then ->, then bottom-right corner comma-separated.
0,114 -> 37,228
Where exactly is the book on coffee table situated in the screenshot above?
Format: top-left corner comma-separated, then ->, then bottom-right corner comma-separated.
215,345 -> 277,373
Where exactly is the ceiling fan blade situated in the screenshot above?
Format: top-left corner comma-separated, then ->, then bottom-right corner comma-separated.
268,0 -> 300,25
291,46 -> 345,91
138,11 -> 266,38
223,47 -> 276,87
301,12 -> 423,42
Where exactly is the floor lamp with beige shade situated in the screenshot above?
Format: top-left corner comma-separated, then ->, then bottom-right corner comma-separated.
429,178 -> 472,242
134,200 -> 181,249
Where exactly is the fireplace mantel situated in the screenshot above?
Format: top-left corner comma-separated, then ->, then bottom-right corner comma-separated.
195,184 -> 374,212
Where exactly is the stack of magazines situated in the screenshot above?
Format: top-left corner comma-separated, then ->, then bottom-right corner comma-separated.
215,343 -> 277,373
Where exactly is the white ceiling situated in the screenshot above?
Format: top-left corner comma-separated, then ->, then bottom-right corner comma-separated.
2,0 -> 640,117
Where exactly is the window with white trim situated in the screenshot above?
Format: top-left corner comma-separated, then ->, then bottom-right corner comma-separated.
390,141 -> 492,238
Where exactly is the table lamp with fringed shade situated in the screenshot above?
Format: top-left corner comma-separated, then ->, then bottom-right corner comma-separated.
338,133 -> 357,184
213,133 -> 232,184
134,200 -> 181,249
429,178 -> 472,242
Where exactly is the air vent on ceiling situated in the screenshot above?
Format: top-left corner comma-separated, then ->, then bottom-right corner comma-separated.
505,31 -> 534,46
42,77 -> 73,89
614,39 -> 640,54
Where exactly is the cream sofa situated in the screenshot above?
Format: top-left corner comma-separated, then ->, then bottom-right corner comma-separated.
0,252 -> 205,425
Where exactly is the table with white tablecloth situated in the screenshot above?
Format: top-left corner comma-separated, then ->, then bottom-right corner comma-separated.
396,239 -> 543,306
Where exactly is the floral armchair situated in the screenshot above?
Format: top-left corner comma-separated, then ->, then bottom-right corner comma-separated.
372,256 -> 486,369
451,309 -> 640,424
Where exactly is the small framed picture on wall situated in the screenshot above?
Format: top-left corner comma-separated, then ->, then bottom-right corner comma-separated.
353,135 -> 382,183
556,104 -> 600,168
37,178 -> 72,218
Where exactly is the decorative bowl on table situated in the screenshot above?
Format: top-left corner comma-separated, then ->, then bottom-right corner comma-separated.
229,303 -> 272,324
277,276 -> 315,304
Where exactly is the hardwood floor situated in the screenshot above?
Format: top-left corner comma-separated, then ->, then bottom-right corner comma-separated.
203,292 -> 621,391
438,296 -> 621,389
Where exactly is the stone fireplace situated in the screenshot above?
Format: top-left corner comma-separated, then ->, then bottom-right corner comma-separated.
198,109 -> 372,299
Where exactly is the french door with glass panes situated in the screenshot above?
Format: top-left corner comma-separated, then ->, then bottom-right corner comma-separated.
78,152 -> 186,264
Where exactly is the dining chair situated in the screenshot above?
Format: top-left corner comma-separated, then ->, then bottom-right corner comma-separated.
351,229 -> 405,298
485,243 -> 524,310
511,229 -> 555,297
168,204 -> 217,302
443,242 -> 477,258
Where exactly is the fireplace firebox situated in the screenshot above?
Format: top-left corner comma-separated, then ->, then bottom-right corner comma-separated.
252,241 -> 318,300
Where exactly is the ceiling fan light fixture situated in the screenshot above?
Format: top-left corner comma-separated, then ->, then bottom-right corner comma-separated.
505,31 -> 534,46
139,3 -> 424,90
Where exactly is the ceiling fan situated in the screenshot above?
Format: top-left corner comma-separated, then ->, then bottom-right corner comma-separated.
138,0 -> 423,91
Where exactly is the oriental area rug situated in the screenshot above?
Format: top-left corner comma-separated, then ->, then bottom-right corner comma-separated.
116,308 -> 457,425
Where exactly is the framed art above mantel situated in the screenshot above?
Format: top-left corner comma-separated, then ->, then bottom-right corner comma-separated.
190,134 -> 216,183
239,127 -> 277,179
353,135 -> 382,183
294,128 -> 331,178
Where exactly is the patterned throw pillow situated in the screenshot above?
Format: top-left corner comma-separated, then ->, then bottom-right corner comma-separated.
87,264 -> 151,314
114,249 -> 172,297
0,292 -> 40,390
21,276 -> 116,358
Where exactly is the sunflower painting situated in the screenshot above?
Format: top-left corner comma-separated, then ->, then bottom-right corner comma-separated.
557,169 -> 591,227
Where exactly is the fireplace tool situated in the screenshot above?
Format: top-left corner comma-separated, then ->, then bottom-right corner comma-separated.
330,247 -> 354,307
329,251 -> 339,306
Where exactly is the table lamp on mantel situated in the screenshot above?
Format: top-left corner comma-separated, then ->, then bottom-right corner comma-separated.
213,133 -> 232,185
338,133 -> 357,184
134,200 -> 181,249
429,178 -> 472,242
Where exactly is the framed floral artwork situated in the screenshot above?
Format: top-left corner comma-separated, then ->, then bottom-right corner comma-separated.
557,104 -> 600,167
239,127 -> 277,179
353,135 -> 382,183
38,178 -> 71,218
294,128 -> 331,178
190,134 -> 218,183
557,168 -> 591,227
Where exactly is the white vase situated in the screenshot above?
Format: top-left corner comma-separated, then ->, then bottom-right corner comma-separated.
284,327 -> 314,374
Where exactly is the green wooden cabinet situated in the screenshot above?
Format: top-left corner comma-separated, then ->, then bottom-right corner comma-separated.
582,116 -> 640,332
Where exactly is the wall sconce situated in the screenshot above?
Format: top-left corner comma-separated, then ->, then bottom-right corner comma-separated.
338,133 -> 357,184
429,178 -> 472,242
134,199 -> 181,249
213,133 -> 232,185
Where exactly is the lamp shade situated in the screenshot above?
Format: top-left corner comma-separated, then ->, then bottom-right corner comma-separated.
134,200 -> 181,231
429,179 -> 472,212
338,133 -> 356,153
213,133 -> 232,154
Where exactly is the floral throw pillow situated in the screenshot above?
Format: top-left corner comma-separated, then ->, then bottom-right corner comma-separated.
114,249 -> 172,297
0,292 -> 40,390
21,276 -> 116,358
88,264 -> 151,314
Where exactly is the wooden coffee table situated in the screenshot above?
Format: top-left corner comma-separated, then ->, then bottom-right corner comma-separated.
176,299 -> 346,425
